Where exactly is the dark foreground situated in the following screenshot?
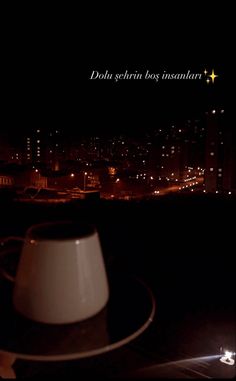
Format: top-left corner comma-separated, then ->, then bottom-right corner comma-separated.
0,194 -> 235,379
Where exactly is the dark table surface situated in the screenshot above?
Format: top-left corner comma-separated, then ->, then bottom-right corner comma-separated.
0,195 -> 235,379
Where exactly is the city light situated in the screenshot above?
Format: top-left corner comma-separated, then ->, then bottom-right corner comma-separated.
0,107 -> 231,204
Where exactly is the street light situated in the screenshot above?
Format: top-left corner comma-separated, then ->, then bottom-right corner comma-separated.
84,172 -> 87,191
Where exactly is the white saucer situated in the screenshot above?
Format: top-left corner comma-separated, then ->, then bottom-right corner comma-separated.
0,271 -> 155,362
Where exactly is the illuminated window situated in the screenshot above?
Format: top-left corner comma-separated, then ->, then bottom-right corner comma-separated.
37,140 -> 40,143
161,153 -> 164,157
210,168 -> 214,172
37,129 -> 40,133
210,152 -> 214,156
218,168 -> 222,172
218,174 -> 222,177
162,146 -> 165,149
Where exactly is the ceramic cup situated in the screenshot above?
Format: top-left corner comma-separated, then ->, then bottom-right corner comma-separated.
0,221 -> 109,324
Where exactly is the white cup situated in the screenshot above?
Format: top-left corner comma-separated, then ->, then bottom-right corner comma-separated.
0,221 -> 109,324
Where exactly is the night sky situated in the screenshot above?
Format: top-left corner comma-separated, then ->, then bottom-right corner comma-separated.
2,64 -> 227,138
1,25 -> 228,139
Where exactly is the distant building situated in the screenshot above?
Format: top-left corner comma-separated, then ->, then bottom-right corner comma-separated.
204,109 -> 234,194
0,174 -> 14,187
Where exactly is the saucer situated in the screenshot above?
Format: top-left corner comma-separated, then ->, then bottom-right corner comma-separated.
0,271 -> 155,362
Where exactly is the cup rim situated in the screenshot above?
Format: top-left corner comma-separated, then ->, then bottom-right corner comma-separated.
26,220 -> 97,242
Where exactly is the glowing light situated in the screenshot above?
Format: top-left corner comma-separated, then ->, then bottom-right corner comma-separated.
225,351 -> 232,359
228,191 -> 232,195
212,109 -> 216,114
116,178 -> 120,183
150,176 -> 154,180
220,350 -> 235,365
84,172 -> 87,176
70,173 -> 75,177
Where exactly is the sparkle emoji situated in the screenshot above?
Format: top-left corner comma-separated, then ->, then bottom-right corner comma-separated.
208,69 -> 218,84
